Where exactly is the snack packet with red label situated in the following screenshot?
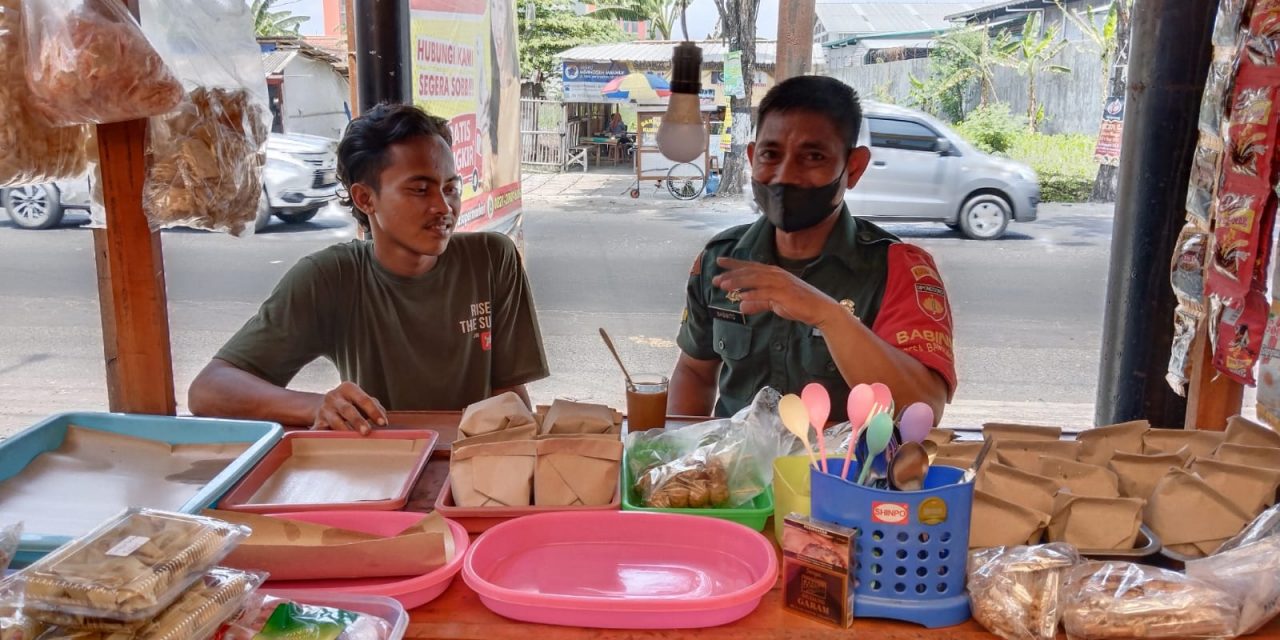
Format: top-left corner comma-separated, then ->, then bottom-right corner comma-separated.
1213,289 -> 1269,385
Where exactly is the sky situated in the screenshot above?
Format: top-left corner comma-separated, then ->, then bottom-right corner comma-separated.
282,0 -> 781,39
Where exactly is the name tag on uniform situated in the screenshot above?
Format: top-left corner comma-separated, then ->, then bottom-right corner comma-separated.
710,305 -> 747,325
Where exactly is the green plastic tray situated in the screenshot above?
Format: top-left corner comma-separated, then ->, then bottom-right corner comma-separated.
620,462 -> 774,531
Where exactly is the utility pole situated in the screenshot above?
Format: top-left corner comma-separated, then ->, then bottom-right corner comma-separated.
354,0 -> 412,110
774,0 -> 815,82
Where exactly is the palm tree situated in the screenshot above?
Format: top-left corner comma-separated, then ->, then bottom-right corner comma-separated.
252,0 -> 308,38
589,0 -> 683,40
935,27 -> 1016,108
998,12 -> 1071,131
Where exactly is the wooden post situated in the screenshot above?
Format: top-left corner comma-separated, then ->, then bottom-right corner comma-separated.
1184,320 -> 1243,431
775,0 -> 816,82
345,0 -> 360,116
93,118 -> 177,415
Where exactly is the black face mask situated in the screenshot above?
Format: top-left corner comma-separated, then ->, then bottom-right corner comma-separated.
752,174 -> 844,233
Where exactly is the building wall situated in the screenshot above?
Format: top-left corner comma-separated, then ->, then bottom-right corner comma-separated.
281,55 -> 352,139
826,45 -> 1107,135
322,0 -> 343,37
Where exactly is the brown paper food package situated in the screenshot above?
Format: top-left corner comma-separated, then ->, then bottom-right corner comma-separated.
541,399 -> 619,435
1107,451 -> 1187,501
995,440 -> 1082,475
1048,493 -> 1144,550
1142,428 -> 1225,459
457,392 -> 537,439
924,428 -> 957,446
453,425 -> 537,450
1037,457 -> 1120,498
534,437 -> 623,506
971,490 -> 1051,548
1189,458 -> 1280,517
936,441 -> 984,465
1224,415 -> 1280,449
209,509 -> 452,580
975,462 -> 1059,515
1146,467 -> 1254,553
982,423 -> 1063,442
1076,420 -> 1149,466
450,440 -> 536,507
1214,442 -> 1280,470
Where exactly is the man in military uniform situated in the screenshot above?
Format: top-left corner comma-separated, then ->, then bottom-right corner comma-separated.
669,76 -> 956,421
189,104 -> 549,434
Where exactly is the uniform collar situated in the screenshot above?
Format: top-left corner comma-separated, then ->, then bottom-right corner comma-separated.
731,205 -> 876,271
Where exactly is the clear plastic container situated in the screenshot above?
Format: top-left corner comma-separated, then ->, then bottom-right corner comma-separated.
222,590 -> 408,640
34,567 -> 264,638
17,509 -> 250,623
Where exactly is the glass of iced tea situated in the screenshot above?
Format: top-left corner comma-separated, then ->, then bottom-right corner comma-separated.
626,374 -> 669,432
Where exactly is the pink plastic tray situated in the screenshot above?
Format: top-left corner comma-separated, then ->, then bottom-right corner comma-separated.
463,511 -> 778,629
218,430 -> 439,513
434,476 -> 620,533
261,510 -> 469,610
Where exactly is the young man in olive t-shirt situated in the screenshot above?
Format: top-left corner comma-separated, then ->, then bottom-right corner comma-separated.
188,104 -> 549,434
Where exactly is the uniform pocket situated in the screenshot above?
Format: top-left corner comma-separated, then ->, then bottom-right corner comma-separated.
800,334 -> 841,378
712,320 -> 752,361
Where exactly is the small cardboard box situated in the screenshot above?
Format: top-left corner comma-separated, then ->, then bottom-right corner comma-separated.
782,514 -> 855,628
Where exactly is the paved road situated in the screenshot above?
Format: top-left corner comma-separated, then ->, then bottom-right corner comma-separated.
0,186 -> 1156,436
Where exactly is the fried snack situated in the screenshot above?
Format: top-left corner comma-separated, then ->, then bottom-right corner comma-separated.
968,543 -> 1079,640
143,87 -> 267,235
1061,561 -> 1239,639
24,0 -> 183,126
0,0 -> 88,187
637,459 -> 732,509
18,510 -> 249,623
33,567 -> 261,639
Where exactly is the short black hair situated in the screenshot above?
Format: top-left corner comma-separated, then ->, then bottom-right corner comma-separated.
756,76 -> 862,150
336,103 -> 453,230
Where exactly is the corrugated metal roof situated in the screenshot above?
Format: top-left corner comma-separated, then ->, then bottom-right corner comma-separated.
555,40 -> 778,67
862,37 -> 936,49
262,50 -> 298,75
815,2 -> 979,36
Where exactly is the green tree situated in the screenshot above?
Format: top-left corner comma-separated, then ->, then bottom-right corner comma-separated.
251,0 -> 308,37
589,0 -> 683,40
518,0 -> 628,85
908,27 -> 1015,120
997,12 -> 1071,131
711,0 -> 761,196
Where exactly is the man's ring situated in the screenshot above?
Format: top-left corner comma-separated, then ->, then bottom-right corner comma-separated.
728,288 -> 744,303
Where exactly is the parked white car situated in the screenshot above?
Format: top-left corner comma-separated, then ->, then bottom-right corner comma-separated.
850,102 -> 1041,240
0,133 -> 340,232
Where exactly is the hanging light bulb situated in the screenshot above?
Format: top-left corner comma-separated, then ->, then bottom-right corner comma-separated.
656,40 -> 707,163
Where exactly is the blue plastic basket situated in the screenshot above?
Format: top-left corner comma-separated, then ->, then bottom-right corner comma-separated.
0,412 -> 283,566
810,459 -> 974,628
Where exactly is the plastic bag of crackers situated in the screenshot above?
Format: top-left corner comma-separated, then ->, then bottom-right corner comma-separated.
137,0 -> 269,235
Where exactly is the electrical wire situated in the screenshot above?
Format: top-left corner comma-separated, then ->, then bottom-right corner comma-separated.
680,0 -> 688,41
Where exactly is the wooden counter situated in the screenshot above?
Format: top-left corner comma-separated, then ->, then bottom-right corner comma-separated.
387,412 -> 1280,639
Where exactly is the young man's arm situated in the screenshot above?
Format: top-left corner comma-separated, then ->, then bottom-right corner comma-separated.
189,360 -> 386,434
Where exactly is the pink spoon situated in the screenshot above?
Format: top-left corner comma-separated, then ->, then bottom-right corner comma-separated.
802,383 -> 831,473
841,384 -> 875,479
870,382 -> 894,417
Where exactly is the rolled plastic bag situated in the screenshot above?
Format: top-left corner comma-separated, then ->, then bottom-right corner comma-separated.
968,543 -> 1080,640
0,0 -> 88,187
1216,502 -> 1280,554
1061,561 -> 1239,639
1187,536 -> 1280,635
21,0 -> 183,125
136,0 -> 268,235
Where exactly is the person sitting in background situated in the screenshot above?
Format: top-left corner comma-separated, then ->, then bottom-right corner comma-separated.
188,103 -> 549,434
604,112 -> 634,159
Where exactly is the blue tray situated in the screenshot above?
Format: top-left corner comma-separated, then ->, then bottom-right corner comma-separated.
0,411 -> 282,566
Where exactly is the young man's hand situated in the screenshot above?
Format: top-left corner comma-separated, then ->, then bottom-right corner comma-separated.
312,382 -> 388,436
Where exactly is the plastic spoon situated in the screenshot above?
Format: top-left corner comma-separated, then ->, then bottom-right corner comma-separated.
898,402 -> 935,444
922,439 -> 939,465
889,441 -> 929,491
857,413 -> 894,486
780,394 -> 819,470
841,385 -> 875,480
801,383 -> 831,473
870,382 -> 894,417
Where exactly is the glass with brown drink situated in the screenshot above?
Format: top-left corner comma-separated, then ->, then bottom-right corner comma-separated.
626,374 -> 669,431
